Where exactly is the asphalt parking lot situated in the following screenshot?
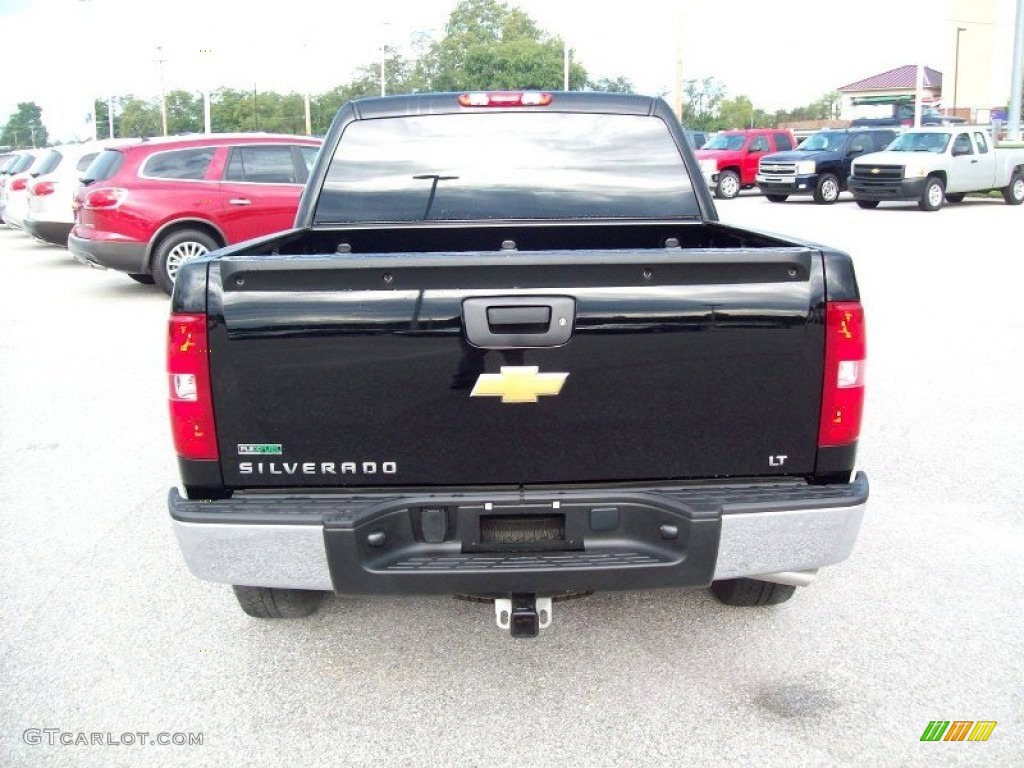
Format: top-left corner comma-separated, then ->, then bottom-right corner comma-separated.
1,193 -> 1022,767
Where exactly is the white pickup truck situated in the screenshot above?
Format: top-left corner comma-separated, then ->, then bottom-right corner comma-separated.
848,126 -> 1024,210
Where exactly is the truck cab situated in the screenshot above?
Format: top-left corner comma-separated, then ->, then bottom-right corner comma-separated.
695,129 -> 796,199
757,128 -> 897,204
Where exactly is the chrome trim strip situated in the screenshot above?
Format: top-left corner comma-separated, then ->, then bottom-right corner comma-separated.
713,503 -> 866,581
172,520 -> 332,590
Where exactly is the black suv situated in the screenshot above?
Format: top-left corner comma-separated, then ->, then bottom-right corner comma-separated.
755,128 -> 898,204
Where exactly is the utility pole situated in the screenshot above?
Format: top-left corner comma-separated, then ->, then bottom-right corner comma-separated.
108,95 -> 115,138
1008,0 -> 1024,140
914,63 -> 924,127
563,39 -> 569,90
303,40 -> 312,134
380,22 -> 391,97
155,44 -> 168,136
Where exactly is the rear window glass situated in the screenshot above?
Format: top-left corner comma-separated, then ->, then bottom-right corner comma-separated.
300,146 -> 319,174
773,133 -> 793,151
32,150 -> 63,175
8,154 -> 37,174
82,150 -> 125,182
224,145 -> 298,183
76,153 -> 98,172
142,147 -> 216,180
315,112 -> 697,223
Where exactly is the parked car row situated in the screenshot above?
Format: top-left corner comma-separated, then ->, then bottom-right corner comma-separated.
691,124 -> 1024,211
2,133 -> 322,294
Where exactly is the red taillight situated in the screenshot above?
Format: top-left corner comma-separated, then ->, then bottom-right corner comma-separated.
30,180 -> 55,196
10,177 -> 28,191
458,91 -> 553,107
84,187 -> 126,209
819,302 -> 866,447
168,314 -> 219,460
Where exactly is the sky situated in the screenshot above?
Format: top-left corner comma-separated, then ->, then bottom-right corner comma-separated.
1,0 -> 953,143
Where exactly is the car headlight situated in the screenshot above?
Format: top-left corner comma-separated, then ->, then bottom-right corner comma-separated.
699,158 -> 718,174
795,160 -> 816,174
904,164 -> 928,178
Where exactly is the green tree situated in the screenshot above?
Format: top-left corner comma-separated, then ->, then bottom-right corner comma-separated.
166,90 -> 203,134
718,95 -> 755,129
1,101 -> 48,148
775,91 -> 840,124
681,78 -> 724,130
418,0 -> 586,91
312,85 -> 356,134
211,88 -> 257,132
585,76 -> 635,94
118,97 -> 161,138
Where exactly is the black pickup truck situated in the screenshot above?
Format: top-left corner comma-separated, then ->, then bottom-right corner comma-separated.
167,92 -> 868,636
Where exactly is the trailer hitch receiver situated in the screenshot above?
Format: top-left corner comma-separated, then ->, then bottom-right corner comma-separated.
495,594 -> 552,638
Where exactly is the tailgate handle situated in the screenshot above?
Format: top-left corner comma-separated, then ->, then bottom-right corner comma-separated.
463,297 -> 575,348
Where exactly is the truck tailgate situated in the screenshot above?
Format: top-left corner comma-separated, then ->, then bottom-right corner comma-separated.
207,248 -> 825,488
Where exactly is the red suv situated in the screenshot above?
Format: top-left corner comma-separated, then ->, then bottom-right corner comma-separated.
69,134 -> 321,293
695,129 -> 796,199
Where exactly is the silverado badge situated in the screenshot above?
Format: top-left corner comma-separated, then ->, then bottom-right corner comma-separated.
470,366 -> 569,404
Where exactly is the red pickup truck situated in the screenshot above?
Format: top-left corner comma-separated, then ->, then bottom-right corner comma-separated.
696,129 -> 797,199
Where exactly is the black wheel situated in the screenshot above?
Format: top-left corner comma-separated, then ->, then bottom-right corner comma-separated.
765,194 -> 788,203
232,586 -> 325,618
710,578 -> 797,606
714,170 -> 741,200
127,273 -> 155,284
918,176 -> 944,211
855,200 -> 879,209
1002,173 -> 1024,205
945,193 -> 965,204
152,228 -> 219,295
813,173 -> 841,204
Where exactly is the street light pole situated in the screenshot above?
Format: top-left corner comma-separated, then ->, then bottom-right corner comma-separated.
563,39 -> 569,90
953,26 -> 966,118
156,44 -> 168,136
1008,0 -> 1024,140
379,22 -> 391,98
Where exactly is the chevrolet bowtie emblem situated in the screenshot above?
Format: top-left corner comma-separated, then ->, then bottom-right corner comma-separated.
470,366 -> 569,403
871,168 -> 880,174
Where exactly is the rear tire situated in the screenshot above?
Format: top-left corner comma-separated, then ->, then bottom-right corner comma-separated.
232,586 -> 325,618
711,578 -> 797,606
945,193 -> 965,204
152,228 -> 219,295
127,273 -> 155,284
1003,173 -> 1024,205
918,177 -> 944,211
813,173 -> 841,204
765,194 -> 788,203
855,200 -> 879,209
714,170 -> 741,200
